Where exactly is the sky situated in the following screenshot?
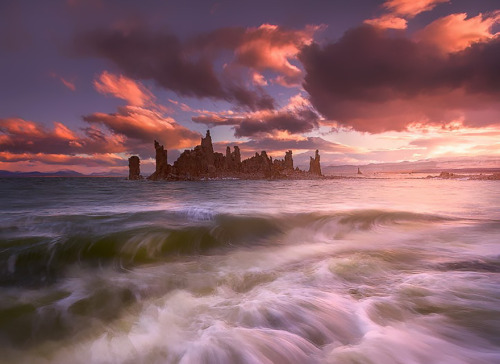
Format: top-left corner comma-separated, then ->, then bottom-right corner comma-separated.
1,0 -> 499,174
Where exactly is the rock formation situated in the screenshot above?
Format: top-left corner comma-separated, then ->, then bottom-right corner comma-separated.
128,156 -> 142,180
309,150 -> 321,176
200,130 -> 215,173
241,151 -> 273,177
172,131 -> 221,178
148,140 -> 170,180
225,146 -> 242,171
145,130 -> 323,181
284,150 -> 293,170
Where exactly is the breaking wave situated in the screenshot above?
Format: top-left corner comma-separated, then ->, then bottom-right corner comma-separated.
0,209 -> 458,286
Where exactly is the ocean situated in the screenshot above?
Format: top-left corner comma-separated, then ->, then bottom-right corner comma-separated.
0,177 -> 499,363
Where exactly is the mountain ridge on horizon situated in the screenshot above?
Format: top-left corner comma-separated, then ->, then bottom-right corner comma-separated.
0,170 -> 127,178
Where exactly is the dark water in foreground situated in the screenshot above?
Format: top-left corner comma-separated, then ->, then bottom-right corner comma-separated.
0,177 -> 499,363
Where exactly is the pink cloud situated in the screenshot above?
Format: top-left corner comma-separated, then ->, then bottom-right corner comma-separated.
382,0 -> 449,18
364,15 -> 407,30
94,71 -> 153,106
53,122 -> 78,140
83,105 -> 200,150
1,118 -> 45,137
416,12 -> 500,53
252,72 -> 268,86
0,117 -> 127,155
365,0 -> 449,30
233,24 -> 321,86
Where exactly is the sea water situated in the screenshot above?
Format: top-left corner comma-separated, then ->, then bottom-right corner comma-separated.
0,177 -> 499,363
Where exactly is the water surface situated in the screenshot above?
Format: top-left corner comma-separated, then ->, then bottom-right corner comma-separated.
0,178 -> 499,363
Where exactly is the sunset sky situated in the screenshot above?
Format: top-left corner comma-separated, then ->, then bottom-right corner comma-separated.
1,0 -> 499,174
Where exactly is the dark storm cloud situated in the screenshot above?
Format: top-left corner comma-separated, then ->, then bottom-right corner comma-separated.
74,27 -> 275,111
299,25 -> 500,133
234,109 -> 319,137
75,28 -> 224,98
192,108 -> 320,137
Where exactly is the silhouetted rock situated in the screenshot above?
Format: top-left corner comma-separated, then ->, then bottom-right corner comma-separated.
357,167 -> 362,175
148,140 -> 170,180
242,151 -> 273,177
144,131 -> 321,181
214,152 -> 225,170
174,146 -> 205,179
284,150 -> 293,170
128,156 -> 142,180
309,150 -> 321,176
200,130 -> 215,173
273,150 -> 294,172
225,145 -> 242,172
172,130 -> 218,178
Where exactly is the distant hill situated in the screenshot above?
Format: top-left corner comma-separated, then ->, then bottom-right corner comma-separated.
0,170 -> 126,178
0,170 -> 83,177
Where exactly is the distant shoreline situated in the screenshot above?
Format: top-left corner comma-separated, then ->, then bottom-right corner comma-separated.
2,172 -> 499,181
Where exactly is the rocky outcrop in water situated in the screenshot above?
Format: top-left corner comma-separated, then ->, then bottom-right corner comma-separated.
309,150 -> 322,176
173,131 -> 222,178
128,156 -> 142,180
146,130 -> 323,180
148,141 -> 170,180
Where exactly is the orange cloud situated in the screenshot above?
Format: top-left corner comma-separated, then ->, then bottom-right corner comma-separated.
83,105 -> 200,150
364,15 -> 407,30
234,24 -> 321,86
252,72 -> 268,86
416,12 -> 500,53
365,0 -> 449,29
94,71 -> 154,106
0,118 -> 45,137
53,122 -> 78,140
382,0 -> 449,18
0,117 -> 127,154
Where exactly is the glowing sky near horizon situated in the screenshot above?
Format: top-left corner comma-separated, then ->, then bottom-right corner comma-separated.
1,0 -> 499,173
